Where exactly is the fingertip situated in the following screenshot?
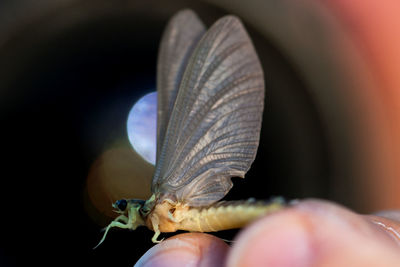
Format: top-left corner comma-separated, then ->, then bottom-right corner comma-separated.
135,233 -> 229,267
227,209 -> 313,267
227,200 -> 400,267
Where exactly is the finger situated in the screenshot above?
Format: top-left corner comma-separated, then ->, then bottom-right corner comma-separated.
135,233 -> 229,267
227,199 -> 400,267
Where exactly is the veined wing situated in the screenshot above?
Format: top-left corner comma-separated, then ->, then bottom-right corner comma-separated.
156,9 -> 206,159
152,15 -> 264,207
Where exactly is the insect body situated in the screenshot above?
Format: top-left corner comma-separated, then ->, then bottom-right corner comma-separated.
96,9 -> 284,247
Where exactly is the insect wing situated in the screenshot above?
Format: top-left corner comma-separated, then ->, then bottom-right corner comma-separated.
153,15 -> 265,206
157,9 -> 206,159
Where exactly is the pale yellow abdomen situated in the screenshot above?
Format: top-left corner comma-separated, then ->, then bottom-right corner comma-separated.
174,199 -> 283,232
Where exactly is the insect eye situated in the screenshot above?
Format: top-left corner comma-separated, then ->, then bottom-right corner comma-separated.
115,199 -> 127,211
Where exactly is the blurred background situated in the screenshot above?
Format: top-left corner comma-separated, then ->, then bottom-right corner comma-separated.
1,0 -> 400,266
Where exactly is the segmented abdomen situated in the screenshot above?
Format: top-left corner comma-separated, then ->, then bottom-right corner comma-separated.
176,199 -> 283,232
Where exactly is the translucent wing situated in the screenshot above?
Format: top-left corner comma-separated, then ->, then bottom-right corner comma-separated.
152,15 -> 264,207
156,9 -> 206,159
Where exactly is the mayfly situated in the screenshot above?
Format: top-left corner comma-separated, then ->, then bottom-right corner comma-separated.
96,9 -> 284,247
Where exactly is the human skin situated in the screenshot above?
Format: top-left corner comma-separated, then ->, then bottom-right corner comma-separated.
135,200 -> 400,267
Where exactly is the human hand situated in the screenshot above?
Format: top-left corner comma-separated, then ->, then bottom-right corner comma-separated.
135,200 -> 400,267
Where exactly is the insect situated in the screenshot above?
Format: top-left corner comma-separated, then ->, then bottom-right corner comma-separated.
95,9 -> 284,248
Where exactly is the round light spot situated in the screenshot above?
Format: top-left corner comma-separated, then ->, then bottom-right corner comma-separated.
127,92 -> 157,165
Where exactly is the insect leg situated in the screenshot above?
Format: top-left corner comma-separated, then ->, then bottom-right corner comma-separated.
168,210 -> 179,222
149,214 -> 164,243
114,214 -> 129,223
94,215 -> 130,249
151,228 -> 163,243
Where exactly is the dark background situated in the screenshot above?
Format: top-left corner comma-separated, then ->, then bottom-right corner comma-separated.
0,1 -> 351,266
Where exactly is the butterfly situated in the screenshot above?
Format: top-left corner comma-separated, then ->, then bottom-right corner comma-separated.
95,9 -> 283,248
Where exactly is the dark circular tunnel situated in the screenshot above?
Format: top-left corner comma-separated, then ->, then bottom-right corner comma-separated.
0,1 -> 348,266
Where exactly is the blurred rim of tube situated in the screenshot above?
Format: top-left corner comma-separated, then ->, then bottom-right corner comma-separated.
207,0 -> 399,211
2,0 -> 398,214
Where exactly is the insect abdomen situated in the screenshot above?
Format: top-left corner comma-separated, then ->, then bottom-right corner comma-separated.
176,199 -> 283,232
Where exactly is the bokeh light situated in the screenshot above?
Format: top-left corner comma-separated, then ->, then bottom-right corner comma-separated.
86,142 -> 153,222
127,92 -> 157,165
86,92 -> 158,224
